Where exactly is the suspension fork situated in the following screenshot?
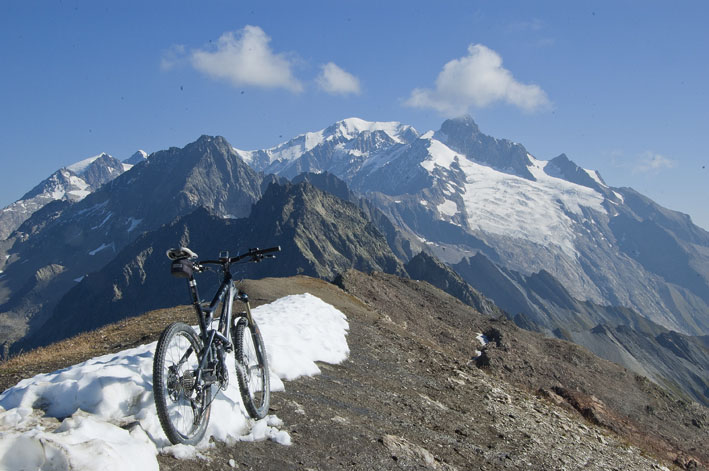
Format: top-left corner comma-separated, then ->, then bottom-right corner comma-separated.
237,290 -> 256,326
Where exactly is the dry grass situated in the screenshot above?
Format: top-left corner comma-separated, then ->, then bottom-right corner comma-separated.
0,275 -> 347,394
0,305 -> 195,393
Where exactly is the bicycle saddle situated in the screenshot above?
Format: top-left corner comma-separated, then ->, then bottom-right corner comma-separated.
166,247 -> 198,260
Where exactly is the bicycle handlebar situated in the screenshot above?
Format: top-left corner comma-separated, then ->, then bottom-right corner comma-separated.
198,246 -> 281,267
231,246 -> 281,262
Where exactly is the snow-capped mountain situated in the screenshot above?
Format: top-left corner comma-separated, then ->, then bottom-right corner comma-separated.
123,150 -> 148,166
234,117 -> 419,179
234,116 -> 709,339
0,151 -> 147,240
0,153 -> 117,240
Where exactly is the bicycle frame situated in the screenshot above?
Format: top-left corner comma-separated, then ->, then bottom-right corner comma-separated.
183,258 -> 258,389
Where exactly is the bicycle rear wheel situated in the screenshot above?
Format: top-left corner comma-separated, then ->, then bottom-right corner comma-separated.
153,322 -> 211,445
234,318 -> 270,419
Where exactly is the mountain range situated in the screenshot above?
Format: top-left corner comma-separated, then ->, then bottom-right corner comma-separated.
1,116 -> 707,406
0,151 -> 147,241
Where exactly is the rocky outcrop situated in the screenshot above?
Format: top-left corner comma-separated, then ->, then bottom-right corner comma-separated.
404,251 -> 503,318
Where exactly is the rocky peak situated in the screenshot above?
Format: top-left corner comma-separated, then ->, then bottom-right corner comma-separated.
249,180 -> 407,279
185,135 -> 234,155
438,114 -> 481,137
405,251 -> 503,317
123,150 -> 148,166
434,116 -> 535,180
545,153 -> 606,190
80,153 -> 125,188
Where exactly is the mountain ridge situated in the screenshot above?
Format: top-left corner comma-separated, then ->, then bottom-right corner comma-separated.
2,117 -> 708,411
2,272 -> 707,470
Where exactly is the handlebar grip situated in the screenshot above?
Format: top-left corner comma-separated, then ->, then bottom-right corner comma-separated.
260,246 -> 281,254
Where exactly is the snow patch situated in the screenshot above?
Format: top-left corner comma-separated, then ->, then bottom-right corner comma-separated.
68,175 -> 90,189
334,117 -> 411,144
92,212 -> 113,230
585,169 -> 607,187
126,217 -> 143,233
0,294 -> 349,470
240,118 -> 416,169
264,130 -> 326,163
66,153 -> 109,175
420,139 -> 460,172
472,333 -> 489,358
437,199 -> 458,217
89,242 -> 114,256
233,148 -> 255,164
77,200 -> 109,216
50,188 -> 66,200
255,294 -> 349,382
67,189 -> 91,199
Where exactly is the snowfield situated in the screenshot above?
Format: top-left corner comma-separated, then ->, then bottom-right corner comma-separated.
0,293 -> 350,470
419,139 -> 607,258
234,117 -> 416,171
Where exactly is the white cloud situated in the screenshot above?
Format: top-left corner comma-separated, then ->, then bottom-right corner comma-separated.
405,44 -> 550,115
188,25 -> 303,92
633,151 -> 676,173
316,62 -> 361,95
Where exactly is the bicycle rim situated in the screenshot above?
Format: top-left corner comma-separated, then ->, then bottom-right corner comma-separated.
235,319 -> 270,419
153,322 -> 210,445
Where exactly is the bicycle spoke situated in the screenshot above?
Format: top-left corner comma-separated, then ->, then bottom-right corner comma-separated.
153,323 -> 210,445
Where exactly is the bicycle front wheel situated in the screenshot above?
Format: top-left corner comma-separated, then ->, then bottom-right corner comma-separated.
234,318 -> 270,419
153,322 -> 211,445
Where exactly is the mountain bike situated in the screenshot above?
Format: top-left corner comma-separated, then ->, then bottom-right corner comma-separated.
153,245 -> 280,445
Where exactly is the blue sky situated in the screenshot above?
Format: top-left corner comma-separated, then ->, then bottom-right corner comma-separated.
1,1 -> 708,229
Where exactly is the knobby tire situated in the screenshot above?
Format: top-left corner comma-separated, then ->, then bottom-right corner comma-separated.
234,318 -> 270,419
153,322 -> 211,445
